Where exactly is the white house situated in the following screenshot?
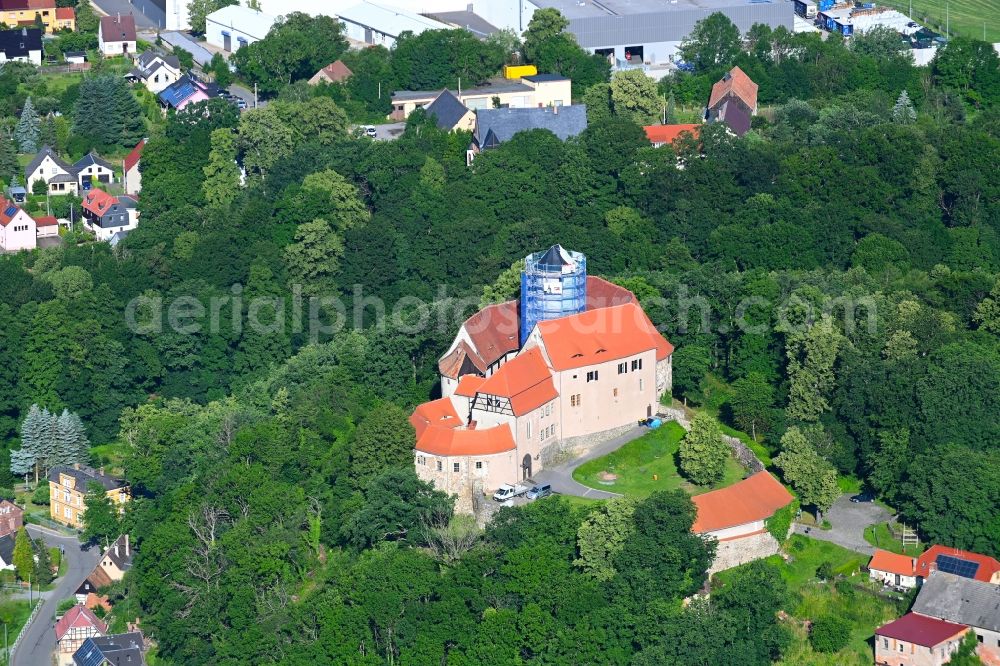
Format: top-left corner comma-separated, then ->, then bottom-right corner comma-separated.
0,27 -> 42,66
868,549 -> 919,589
98,15 -> 137,57
126,51 -> 182,94
206,5 -> 277,52
25,146 -> 77,195
0,196 -> 37,252
123,139 -> 146,196
74,154 -> 115,189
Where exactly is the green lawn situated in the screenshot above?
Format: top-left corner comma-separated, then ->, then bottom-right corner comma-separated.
717,536 -> 905,666
572,421 -> 746,497
0,598 -> 35,663
863,522 -> 926,555
881,0 -> 1000,41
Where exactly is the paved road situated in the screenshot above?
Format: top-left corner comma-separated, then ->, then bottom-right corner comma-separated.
11,527 -> 100,666
89,0 -> 162,29
792,494 -> 891,555
531,426 -> 653,500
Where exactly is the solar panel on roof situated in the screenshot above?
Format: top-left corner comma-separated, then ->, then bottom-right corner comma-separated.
4,206 -> 17,216
936,554 -> 980,578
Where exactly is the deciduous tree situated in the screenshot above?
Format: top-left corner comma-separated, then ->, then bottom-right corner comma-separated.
774,426 -> 840,515
679,413 -> 729,485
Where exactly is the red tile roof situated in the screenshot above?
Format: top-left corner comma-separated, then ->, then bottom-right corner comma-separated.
27,0 -> 55,8
585,275 -> 636,310
643,124 -> 700,145
32,215 -> 57,227
100,14 -> 136,42
81,189 -> 117,216
0,195 -> 26,228
869,550 -> 916,577
708,66 -> 758,113
318,60 -> 352,82
876,612 -> 967,647
916,545 -> 1000,583
55,6 -> 73,19
476,347 -> 557,416
123,138 -> 146,172
454,374 -> 486,397
409,397 -> 462,440
534,302 -> 673,371
691,471 -> 793,533
415,423 -> 516,457
55,605 -> 107,641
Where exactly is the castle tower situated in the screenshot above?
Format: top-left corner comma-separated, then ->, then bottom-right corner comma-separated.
519,245 -> 587,345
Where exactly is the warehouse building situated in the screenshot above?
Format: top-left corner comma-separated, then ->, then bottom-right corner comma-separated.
205,5 -> 278,52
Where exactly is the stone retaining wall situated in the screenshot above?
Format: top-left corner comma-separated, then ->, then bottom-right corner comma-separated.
539,421 -> 636,466
708,530 -> 782,574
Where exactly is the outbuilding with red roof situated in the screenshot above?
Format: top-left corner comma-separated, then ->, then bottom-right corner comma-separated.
869,549 -> 919,589
643,124 -> 700,147
875,612 -> 967,666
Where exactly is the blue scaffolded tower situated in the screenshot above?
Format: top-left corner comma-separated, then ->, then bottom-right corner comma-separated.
519,245 -> 588,345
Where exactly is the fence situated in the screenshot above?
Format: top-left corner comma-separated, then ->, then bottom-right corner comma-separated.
7,597 -> 42,662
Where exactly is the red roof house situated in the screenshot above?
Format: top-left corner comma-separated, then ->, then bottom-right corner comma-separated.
708,66 -> 758,114
691,471 -> 793,534
309,60 -> 353,85
870,550 -> 917,577
643,124 -> 700,147
56,604 -> 108,655
474,347 -> 558,416
916,545 -> 1000,584
875,612 -> 968,666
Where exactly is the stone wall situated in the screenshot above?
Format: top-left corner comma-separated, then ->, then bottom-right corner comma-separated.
723,435 -> 765,474
708,531 -> 782,574
539,421 -> 636,466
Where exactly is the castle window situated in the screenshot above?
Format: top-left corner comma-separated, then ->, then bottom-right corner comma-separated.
436,461 -> 442,472
475,461 -> 482,470
453,462 -> 460,473
586,371 -> 599,382
613,388 -> 618,398
618,362 -> 626,374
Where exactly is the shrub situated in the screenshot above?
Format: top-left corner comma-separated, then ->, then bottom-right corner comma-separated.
810,615 -> 851,653
816,561 -> 834,580
32,484 -> 49,505
56,597 -> 77,614
766,499 -> 798,543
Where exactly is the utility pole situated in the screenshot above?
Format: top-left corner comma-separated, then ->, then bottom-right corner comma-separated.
946,2 -> 950,37
253,82 -> 258,108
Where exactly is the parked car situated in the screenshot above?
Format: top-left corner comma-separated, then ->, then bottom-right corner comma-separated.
493,484 -> 528,502
216,89 -> 230,97
850,491 -> 875,503
364,126 -> 378,138
235,98 -> 248,110
525,484 -> 552,500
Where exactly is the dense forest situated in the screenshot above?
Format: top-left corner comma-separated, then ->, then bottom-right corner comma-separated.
0,8 -> 998,664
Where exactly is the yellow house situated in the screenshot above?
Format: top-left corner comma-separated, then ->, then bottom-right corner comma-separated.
48,464 -> 128,529
0,1 -> 75,34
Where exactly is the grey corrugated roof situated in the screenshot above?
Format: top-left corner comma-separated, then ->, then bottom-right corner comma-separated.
424,90 -> 471,130
49,173 -> 76,184
25,146 -> 73,180
912,572 -> 1000,633
474,105 -> 588,147
49,465 -> 125,491
423,10 -> 498,37
523,73 -> 569,83
0,534 -> 13,566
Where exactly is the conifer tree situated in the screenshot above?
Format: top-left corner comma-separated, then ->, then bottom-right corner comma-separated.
892,89 -> 917,124
55,409 -> 88,466
15,97 -> 40,154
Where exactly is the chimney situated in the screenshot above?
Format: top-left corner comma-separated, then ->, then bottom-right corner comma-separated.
114,542 -> 119,558
99,466 -> 105,476
73,462 -> 80,470
125,534 -> 130,557
117,11 -> 121,20
553,105 -> 558,115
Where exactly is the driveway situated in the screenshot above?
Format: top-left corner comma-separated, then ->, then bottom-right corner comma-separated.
11,527 -> 101,666
792,494 -> 891,555
531,426 -> 652,500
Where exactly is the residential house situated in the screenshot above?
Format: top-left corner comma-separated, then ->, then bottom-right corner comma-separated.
308,59 -> 352,85
390,73 -> 571,121
53,5 -> 73,30
0,500 -> 23,538
122,139 -> 146,195
0,534 -> 14,571
912,571 -> 1000,662
870,549 -> 919,589
916,545 -> 1000,585
126,50 -> 182,94
33,214 -> 59,239
0,195 -> 37,252
56,605 -> 108,666
25,145 -> 78,195
206,4 -> 277,52
337,1 -> 449,48
706,66 -> 758,137
81,189 -> 138,242
691,471 -> 794,573
74,568 -> 112,606
157,75 -> 214,111
97,534 -> 133,582
0,27 -> 41,65
73,153 -> 115,189
874,612 -> 968,666
643,123 -> 700,147
98,14 -> 136,57
416,245 -> 673,512
423,90 -> 475,132
467,104 -> 587,163
0,0 -> 72,34
49,464 -> 129,529
72,632 -> 145,666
